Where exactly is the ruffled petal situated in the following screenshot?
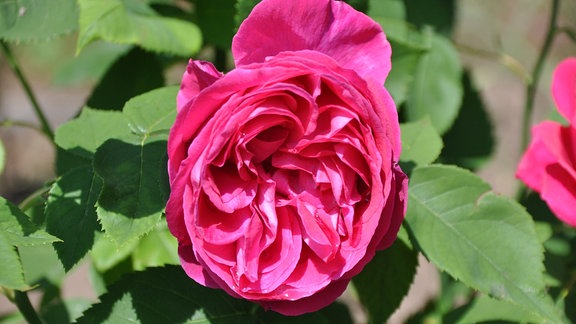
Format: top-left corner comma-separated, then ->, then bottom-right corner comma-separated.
232,0 -> 391,84
177,60 -> 223,112
552,57 -> 576,122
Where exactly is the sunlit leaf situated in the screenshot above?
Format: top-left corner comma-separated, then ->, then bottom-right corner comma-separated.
0,198 -> 60,289
405,33 -> 463,134
400,117 -> 443,166
55,108 -> 130,159
0,0 -> 78,42
445,294 -> 544,323
77,0 -> 201,56
405,165 -> 564,323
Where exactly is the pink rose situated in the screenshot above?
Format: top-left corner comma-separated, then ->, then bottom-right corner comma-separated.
517,57 -> 576,227
166,0 -> 407,315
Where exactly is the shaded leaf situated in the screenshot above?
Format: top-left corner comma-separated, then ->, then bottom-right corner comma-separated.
352,239 -> 418,323
441,72 -> 494,170
94,139 -> 167,247
45,166 -> 103,271
77,0 -> 201,56
405,33 -> 463,134
76,266 -> 255,323
405,165 -> 564,323
87,48 -> 165,111
235,0 -> 260,28
400,117 -> 443,166
0,0 -> 78,42
196,0 -> 236,49
404,0 -> 455,35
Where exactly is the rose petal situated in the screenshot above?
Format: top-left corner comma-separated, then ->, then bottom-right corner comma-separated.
177,60 -> 223,112
259,278 -> 349,316
541,164 -> 576,227
552,57 -> 576,122
232,0 -> 391,83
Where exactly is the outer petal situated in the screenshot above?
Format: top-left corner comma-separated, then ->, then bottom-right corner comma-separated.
541,164 -> 576,227
552,57 -> 576,122
259,278 -> 349,316
177,60 -> 223,112
516,122 -> 564,191
232,0 -> 391,84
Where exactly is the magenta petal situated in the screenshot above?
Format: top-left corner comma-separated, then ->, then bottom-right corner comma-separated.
259,279 -> 349,316
232,0 -> 391,84
541,164 -> 576,227
177,60 -> 223,112
552,57 -> 576,122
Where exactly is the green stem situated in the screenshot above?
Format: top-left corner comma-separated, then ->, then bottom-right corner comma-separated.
14,290 -> 43,324
516,0 -> 561,201
0,41 -> 54,141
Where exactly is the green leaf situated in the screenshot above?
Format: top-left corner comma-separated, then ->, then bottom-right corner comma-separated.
441,72 -> 494,170
400,117 -> 443,166
405,33 -> 463,134
404,0 -> 455,35
344,0 -> 368,13
445,294 -> 543,323
235,0 -> 260,28
0,235 -> 27,290
55,108 -> 130,159
94,139 -> 167,247
122,86 -> 178,140
196,0 -> 236,49
352,239 -> 418,323
405,165 -> 564,323
0,138 -> 5,176
0,198 -> 60,247
77,0 -> 202,56
91,232 -> 139,273
76,266 -> 255,323
0,0 -> 78,42
132,224 -> 178,271
368,0 -> 405,20
0,197 -> 60,289
86,47 -> 165,111
55,42 -> 131,86
45,166 -> 103,271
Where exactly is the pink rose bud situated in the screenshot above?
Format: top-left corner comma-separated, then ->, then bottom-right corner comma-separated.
517,57 -> 576,227
166,0 -> 408,315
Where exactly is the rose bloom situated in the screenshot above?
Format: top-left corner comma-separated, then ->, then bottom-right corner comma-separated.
166,0 -> 407,315
517,57 -> 576,227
